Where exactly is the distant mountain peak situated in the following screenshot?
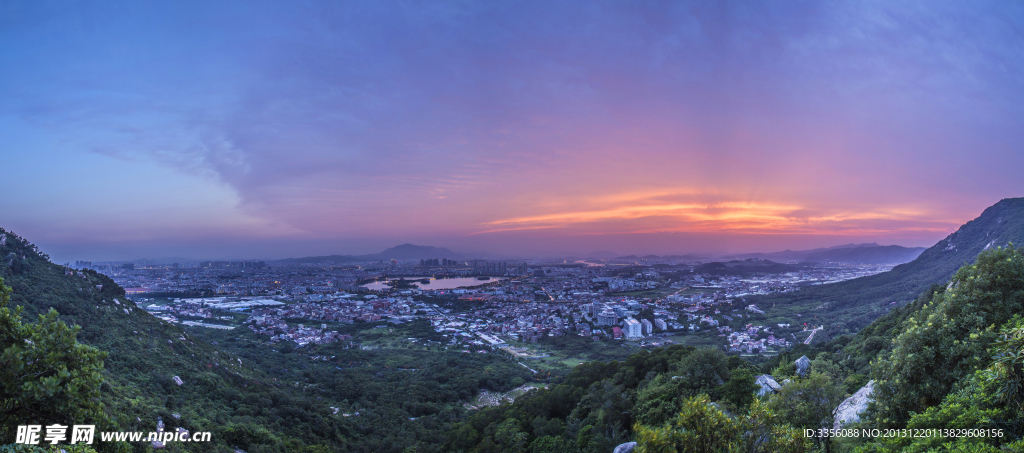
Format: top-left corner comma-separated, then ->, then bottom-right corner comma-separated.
754,197 -> 1024,332
376,244 -> 461,259
828,242 -> 881,250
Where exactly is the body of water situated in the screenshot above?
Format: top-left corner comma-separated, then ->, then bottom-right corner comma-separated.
361,276 -> 506,291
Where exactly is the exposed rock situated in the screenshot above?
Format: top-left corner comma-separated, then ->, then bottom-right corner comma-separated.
833,380 -> 874,429
707,401 -> 734,418
795,355 -> 811,377
755,374 -> 783,396
613,442 -> 637,453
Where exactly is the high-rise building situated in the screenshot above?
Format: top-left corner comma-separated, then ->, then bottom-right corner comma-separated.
641,319 -> 653,335
597,310 -> 618,326
623,317 -> 642,339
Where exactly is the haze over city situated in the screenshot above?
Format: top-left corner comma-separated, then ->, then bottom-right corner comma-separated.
2,1 -> 1023,262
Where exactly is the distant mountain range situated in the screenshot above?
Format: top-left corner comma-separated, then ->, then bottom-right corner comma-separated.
3,197 -> 1024,450
721,243 -> 926,265
275,242 -> 925,266
274,243 -> 475,264
754,197 -> 1024,332
580,243 -> 923,265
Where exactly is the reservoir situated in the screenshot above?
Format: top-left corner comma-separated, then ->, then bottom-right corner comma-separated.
361,276 -> 506,291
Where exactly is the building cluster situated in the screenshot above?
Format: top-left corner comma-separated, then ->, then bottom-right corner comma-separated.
199,260 -> 266,269
722,323 -> 793,353
95,259 -> 543,297
117,257 -> 896,355
473,261 -> 528,275
420,258 -> 461,267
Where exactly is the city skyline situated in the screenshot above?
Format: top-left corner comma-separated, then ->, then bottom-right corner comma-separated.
3,1 -> 1023,262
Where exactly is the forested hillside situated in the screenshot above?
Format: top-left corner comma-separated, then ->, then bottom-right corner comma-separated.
0,229 -> 529,452
440,247 -> 1024,453
4,197 -> 1024,453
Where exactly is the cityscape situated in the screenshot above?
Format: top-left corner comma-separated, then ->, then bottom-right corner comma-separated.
3,1 -> 1023,452
83,255 -> 896,358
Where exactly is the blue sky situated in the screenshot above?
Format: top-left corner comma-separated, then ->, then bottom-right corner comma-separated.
2,1 -> 1023,261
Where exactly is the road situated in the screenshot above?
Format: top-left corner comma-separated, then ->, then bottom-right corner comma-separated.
804,327 -> 823,345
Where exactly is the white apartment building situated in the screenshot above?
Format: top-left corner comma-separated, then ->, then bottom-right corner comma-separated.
623,317 -> 642,339
641,318 -> 653,335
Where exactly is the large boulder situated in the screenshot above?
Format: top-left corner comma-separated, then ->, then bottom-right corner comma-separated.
613,442 -> 637,453
755,374 -> 783,396
795,355 -> 811,377
833,380 -> 875,429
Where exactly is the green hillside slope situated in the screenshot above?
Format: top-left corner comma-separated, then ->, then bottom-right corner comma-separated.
0,228 -> 352,451
0,228 -> 531,453
751,197 -> 1024,335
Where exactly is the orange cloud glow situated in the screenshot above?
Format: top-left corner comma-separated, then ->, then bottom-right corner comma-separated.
476,194 -> 955,238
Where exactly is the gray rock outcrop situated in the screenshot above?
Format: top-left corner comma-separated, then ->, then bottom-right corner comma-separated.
613,442 -> 637,453
755,374 -> 783,396
833,380 -> 874,429
795,355 -> 811,377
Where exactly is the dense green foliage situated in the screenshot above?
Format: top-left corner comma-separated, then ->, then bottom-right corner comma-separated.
6,198 -> 1024,452
195,323 -> 531,452
0,277 -> 118,451
442,346 -> 766,452
989,317 -> 1024,413
0,228 -> 530,452
634,396 -> 809,453
870,246 -> 1024,428
855,317 -> 1024,452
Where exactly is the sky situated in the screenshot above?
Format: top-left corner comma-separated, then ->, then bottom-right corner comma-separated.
2,1 -> 1023,262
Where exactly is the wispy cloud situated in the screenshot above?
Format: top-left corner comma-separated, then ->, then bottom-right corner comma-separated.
478,196 -> 953,237
2,1 -> 1023,258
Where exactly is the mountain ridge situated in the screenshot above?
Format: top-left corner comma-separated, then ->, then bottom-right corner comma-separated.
274,243 -> 474,264
751,197 -> 1024,334
719,243 -> 925,264
0,228 -> 347,451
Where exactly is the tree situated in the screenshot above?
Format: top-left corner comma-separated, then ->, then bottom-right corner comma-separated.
633,394 -> 811,453
989,316 -> 1024,413
767,371 -> 846,453
530,435 -> 580,453
674,347 -> 730,397
634,394 -> 740,453
720,368 -> 758,413
0,277 -> 115,447
739,399 -> 811,453
871,247 -> 1024,428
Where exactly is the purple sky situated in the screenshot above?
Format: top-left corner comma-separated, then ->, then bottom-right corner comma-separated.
2,1 -> 1023,261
